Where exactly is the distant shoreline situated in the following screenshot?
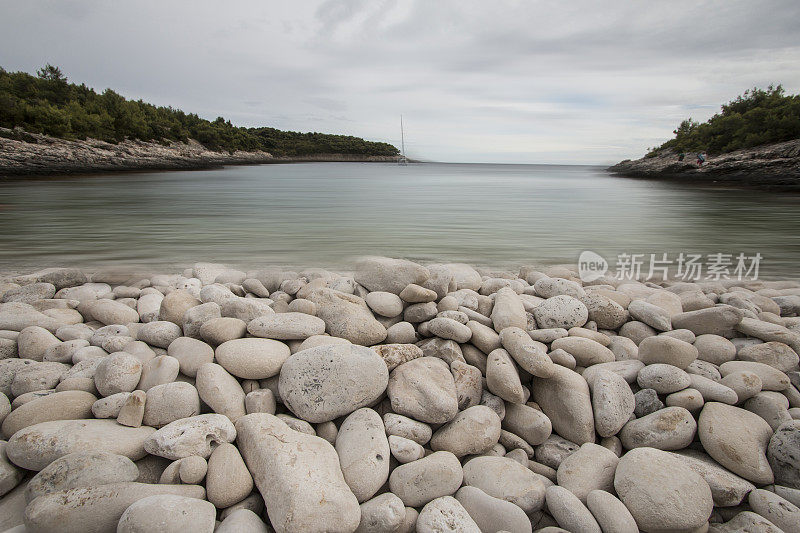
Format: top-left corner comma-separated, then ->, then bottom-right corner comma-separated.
607,139 -> 800,192
0,128 -> 399,178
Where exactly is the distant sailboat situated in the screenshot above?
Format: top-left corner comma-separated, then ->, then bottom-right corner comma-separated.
398,115 -> 408,165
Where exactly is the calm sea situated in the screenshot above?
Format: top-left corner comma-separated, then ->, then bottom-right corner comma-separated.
1,162 -> 799,278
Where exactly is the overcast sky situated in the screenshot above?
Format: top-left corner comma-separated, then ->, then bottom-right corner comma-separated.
2,0 -> 798,164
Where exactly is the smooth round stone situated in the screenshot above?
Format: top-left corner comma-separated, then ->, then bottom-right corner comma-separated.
721,370 -> 763,402
689,374 -> 739,404
117,494 -> 216,533
671,449 -> 756,507
619,320 -> 657,345
0,439 -> 24,499
389,451 -> 463,507
335,408 -> 390,502
354,257 -> 430,295
206,442 -> 253,508
364,291 -> 404,317
533,295 -> 589,330
137,292 -> 164,323
245,389 -> 277,415
455,486 -> 531,533
199,317 -> 246,345
389,435 -> 425,463
297,334 -> 351,352
738,341 -> 800,373
628,300 -> 672,331
400,283 -> 438,303
143,414 -> 236,460
138,321 -> 182,349
143,382 -> 200,428
92,392 -> 130,419
638,335 -> 698,369
216,509 -> 269,533
545,485 -> 602,533
614,447 -> 713,533
247,312 -> 326,340
588,368 -> 635,438
660,328 -> 695,344
768,420 -> 800,489
462,455 -> 546,513
136,355 -> 179,391
215,338 -> 291,379
72,345 -> 108,364
550,336 -> 614,367
583,359 -> 644,384
694,334 -> 737,365
747,488 -> 800,533
196,363 -> 246,422
637,363 -> 691,394
355,493 -> 405,533
88,299 -> 140,326
276,414 -> 315,435
6,419 -> 154,470
586,490 -> 638,533
306,287 -> 388,345
25,451 -> 139,502
499,327 -> 555,378
556,443 -> 619,503
158,289 -> 201,325
686,358 -> 722,381
404,301 -> 438,323
279,344 -> 389,423
388,357 -> 458,424
698,402 -> 774,484
720,360 -> 790,391
501,402 -> 551,447
712,511 -> 786,532
532,365 -> 595,445
23,482 -> 206,533
451,360 -> 483,410
428,317 -> 472,343
235,413 -> 361,533
384,413 -> 432,445
666,388 -> 704,412
1,282 -> 56,303
182,302 -> 222,339
620,406 -> 697,450
671,305 -> 744,336
416,496 -> 480,533
43,338 -> 88,363
385,322 -> 418,344
581,293 -> 628,330
11,361 -> 69,396
2,390 -> 96,439
534,277 -> 584,299
633,388 -> 664,418
431,405 -> 502,457
94,352 -> 142,397
486,348 -> 525,403
166,337 -> 214,377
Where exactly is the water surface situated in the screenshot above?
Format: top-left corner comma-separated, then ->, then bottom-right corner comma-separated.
1,162 -> 799,278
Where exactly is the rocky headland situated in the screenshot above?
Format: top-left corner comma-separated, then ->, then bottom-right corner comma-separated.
0,258 -> 799,532
0,128 -> 398,177
608,139 -> 800,191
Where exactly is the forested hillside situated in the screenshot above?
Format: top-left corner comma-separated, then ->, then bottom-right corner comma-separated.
648,85 -> 800,156
0,65 -> 398,157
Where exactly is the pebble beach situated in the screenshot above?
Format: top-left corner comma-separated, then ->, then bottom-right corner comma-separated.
0,257 -> 799,533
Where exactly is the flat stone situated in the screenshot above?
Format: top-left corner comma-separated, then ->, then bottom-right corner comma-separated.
6,419 -> 154,471
698,402 -> 774,484
532,365 -> 595,445
720,361 -> 790,391
387,357 -> 458,424
235,413 -> 360,533
279,344 -> 388,423
2,390 -> 96,439
389,450 -> 463,507
247,312 -> 326,340
206,442 -> 253,508
614,447 -> 713,533
215,338 -> 291,379
335,408 -> 390,502
23,482 -> 205,533
25,451 -> 139,503
638,335 -> 698,369
430,405 -> 502,457
462,455 -> 546,513
533,295 -> 588,330
637,363 -> 691,394
619,406 -> 697,450
671,305 -> 743,336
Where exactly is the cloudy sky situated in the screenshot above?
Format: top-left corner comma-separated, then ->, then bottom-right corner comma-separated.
2,0 -> 798,164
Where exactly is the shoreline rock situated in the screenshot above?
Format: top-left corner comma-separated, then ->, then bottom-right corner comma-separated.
0,127 -> 400,178
608,139 -> 800,191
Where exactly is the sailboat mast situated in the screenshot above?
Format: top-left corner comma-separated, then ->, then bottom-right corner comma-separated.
400,115 -> 406,158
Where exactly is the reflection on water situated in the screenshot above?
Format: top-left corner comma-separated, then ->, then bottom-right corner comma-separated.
1,162 -> 799,278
